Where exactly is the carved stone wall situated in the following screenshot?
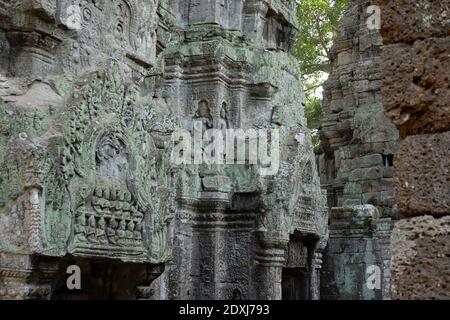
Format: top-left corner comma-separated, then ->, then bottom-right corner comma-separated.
0,0 -> 170,299
0,0 -> 327,300
375,0 -> 450,300
317,0 -> 398,300
150,0 -> 328,300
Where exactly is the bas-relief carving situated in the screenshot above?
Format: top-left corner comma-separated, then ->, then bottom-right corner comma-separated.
71,131 -> 146,253
0,0 -> 327,300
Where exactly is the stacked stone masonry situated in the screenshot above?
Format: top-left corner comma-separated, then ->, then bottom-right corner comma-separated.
317,0 -> 398,300
375,0 -> 450,300
318,0 -> 399,218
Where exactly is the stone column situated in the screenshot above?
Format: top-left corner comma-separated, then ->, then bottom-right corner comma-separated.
253,259 -> 284,300
0,253 -> 59,300
309,249 -> 322,300
253,234 -> 287,300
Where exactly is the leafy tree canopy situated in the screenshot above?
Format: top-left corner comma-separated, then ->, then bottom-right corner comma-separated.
291,0 -> 349,151
293,0 -> 349,84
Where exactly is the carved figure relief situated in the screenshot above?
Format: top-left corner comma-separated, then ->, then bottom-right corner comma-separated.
194,100 -> 213,132
75,131 -> 145,249
96,132 -> 128,183
60,64 -> 173,263
113,1 -> 132,45
218,102 -> 229,131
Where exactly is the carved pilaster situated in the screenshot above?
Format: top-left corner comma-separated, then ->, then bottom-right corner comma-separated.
253,232 -> 288,300
0,253 -> 59,300
309,250 -> 322,300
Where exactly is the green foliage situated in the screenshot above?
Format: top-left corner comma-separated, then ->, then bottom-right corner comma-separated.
293,0 -> 350,81
304,96 -> 323,152
304,95 -> 323,130
292,0 -> 349,151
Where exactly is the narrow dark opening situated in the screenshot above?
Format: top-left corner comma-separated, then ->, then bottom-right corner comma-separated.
277,27 -> 285,48
382,154 -> 394,167
282,268 -> 310,300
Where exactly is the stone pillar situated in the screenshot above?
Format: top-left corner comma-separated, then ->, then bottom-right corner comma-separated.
0,253 -> 59,300
376,0 -> 450,299
309,250 -> 322,300
253,259 -> 284,300
253,234 -> 287,300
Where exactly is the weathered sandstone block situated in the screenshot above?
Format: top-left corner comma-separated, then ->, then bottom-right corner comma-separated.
394,132 -> 450,217
390,215 -> 450,300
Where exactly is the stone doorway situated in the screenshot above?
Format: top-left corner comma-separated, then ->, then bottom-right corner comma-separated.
281,267 -> 310,300
51,258 -> 163,300
281,232 -> 322,300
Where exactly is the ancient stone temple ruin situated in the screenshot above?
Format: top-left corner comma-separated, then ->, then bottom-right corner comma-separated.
0,0 -> 328,299
0,0 -> 448,301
